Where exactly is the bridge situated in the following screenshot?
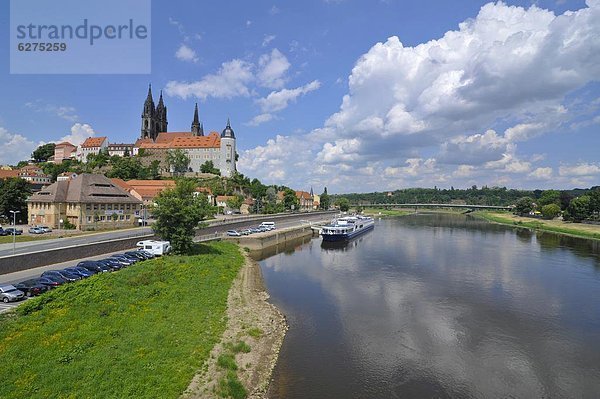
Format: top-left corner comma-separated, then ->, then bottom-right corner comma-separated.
352,203 -> 511,211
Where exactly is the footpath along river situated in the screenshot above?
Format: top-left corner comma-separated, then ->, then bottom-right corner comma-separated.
253,213 -> 600,398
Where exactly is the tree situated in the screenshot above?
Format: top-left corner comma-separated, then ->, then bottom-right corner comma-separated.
589,188 -> 600,219
124,147 -> 130,157
152,179 -> 216,254
0,178 -> 32,223
200,160 -> 220,175
565,195 -> 591,222
31,143 -> 55,163
226,195 -> 244,211
282,188 -> 299,211
541,204 -> 561,220
265,187 -> 278,204
559,191 -> 573,210
335,197 -> 350,212
320,187 -> 330,210
166,149 -> 191,177
538,190 -> 561,207
514,197 -> 534,216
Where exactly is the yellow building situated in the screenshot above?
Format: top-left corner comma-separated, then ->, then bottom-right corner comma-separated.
27,174 -> 142,231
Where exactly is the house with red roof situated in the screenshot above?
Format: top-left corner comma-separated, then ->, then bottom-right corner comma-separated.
77,137 -> 108,162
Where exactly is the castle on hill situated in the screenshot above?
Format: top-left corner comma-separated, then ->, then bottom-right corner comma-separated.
73,85 -> 237,177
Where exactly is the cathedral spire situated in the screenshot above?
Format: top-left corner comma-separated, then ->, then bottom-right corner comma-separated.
191,103 -> 202,136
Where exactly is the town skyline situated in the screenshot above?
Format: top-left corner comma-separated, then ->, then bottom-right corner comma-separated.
0,0 -> 599,193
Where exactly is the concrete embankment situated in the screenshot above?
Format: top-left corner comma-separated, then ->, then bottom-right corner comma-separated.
225,223 -> 325,251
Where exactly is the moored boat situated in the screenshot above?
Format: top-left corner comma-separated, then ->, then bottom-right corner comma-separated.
320,215 -> 374,242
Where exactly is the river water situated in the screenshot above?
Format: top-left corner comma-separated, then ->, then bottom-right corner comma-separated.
254,213 -> 600,398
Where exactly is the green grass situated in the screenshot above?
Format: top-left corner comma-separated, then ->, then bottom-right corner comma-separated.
475,211 -> 600,240
247,327 -> 263,338
0,241 -> 244,399
218,370 -> 247,399
361,208 -> 411,217
0,235 -> 54,244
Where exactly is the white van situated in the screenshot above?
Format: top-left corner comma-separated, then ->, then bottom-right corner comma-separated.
259,221 -> 275,230
136,240 -> 171,256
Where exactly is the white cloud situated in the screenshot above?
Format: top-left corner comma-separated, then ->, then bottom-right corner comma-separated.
262,34 -> 276,47
269,5 -> 280,15
246,113 -> 275,126
238,1 -> 600,191
453,165 -> 475,178
256,80 -> 321,113
175,44 -> 198,63
165,59 -> 254,100
59,123 -> 96,146
25,101 -> 79,122
0,127 -> 39,165
559,163 -> 600,177
529,167 -> 553,180
257,49 -> 291,89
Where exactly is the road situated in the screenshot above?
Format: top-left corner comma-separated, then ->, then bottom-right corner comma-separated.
0,212 -> 334,258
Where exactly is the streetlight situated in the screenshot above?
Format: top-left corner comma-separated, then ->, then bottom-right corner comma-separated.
9,210 -> 20,255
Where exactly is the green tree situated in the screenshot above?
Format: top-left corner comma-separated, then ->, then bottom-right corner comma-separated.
283,188 -> 299,211
0,178 -> 32,223
565,195 -> 591,222
152,179 -> 216,254
31,143 -> 55,163
541,204 -> 561,220
166,149 -> 191,177
538,190 -> 561,207
226,195 -> 244,211
514,197 -> 534,216
589,188 -> 600,219
106,157 -> 145,180
123,147 -> 130,157
265,187 -> 278,204
320,187 -> 330,210
335,197 -> 350,212
200,160 -> 220,175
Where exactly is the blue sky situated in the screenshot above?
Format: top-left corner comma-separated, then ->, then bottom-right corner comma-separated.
0,0 -> 599,193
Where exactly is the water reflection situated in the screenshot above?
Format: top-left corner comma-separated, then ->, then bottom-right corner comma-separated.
261,214 -> 600,398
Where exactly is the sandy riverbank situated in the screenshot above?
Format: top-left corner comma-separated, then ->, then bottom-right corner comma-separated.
182,249 -> 288,399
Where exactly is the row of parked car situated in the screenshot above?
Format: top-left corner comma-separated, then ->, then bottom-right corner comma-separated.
0,227 -> 23,236
28,225 -> 52,234
227,221 -> 276,237
0,250 -> 156,303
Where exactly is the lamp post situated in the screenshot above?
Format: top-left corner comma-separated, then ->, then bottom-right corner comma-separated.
9,210 -> 20,255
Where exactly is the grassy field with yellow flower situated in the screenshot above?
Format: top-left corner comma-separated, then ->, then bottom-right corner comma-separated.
0,241 -> 243,399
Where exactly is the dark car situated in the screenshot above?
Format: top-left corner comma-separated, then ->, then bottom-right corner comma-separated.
4,227 -> 23,235
42,270 -> 81,282
14,279 -> 49,297
0,228 -> 8,236
77,261 -> 111,273
37,276 -> 66,288
124,251 -> 148,261
97,259 -> 123,271
137,250 -> 155,259
108,255 -> 135,266
116,253 -> 140,263
64,267 -> 96,278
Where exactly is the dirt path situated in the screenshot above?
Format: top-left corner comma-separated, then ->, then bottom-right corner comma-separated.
182,250 -> 288,399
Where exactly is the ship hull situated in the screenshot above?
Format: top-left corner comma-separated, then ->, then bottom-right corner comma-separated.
321,223 -> 374,242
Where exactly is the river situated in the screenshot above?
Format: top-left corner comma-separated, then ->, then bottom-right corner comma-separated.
254,213 -> 600,398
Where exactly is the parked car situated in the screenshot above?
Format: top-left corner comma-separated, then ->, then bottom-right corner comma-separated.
260,222 -> 276,230
64,267 -> 96,278
4,227 -> 23,235
28,227 -> 44,234
37,276 -> 65,288
41,270 -> 79,283
119,253 -> 141,263
125,251 -> 148,261
38,226 -> 52,233
227,230 -> 242,237
250,228 -> 261,233
0,285 -> 25,303
77,261 -> 110,273
108,255 -> 135,266
97,259 -> 124,271
137,249 -> 155,259
0,228 -> 8,236
14,279 -> 49,297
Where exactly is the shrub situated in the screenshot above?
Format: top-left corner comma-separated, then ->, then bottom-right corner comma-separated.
541,204 -> 561,220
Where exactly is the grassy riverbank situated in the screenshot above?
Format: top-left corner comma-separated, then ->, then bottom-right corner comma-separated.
475,211 -> 600,240
0,241 -> 244,399
362,208 -> 412,217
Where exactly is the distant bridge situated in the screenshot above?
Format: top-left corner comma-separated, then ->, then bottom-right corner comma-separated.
353,203 -> 511,211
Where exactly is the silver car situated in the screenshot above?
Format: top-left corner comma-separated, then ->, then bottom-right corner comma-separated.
0,285 -> 25,303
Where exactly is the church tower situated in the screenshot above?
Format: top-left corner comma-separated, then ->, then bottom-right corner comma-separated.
191,103 -> 203,136
140,84 -> 166,141
156,90 -> 168,134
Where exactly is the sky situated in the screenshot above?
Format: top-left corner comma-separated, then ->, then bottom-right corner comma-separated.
0,0 -> 599,193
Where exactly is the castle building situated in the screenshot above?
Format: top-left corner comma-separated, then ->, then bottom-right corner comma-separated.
134,85 -> 237,177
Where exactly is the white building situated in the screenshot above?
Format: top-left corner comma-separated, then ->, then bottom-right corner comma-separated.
77,137 -> 108,162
